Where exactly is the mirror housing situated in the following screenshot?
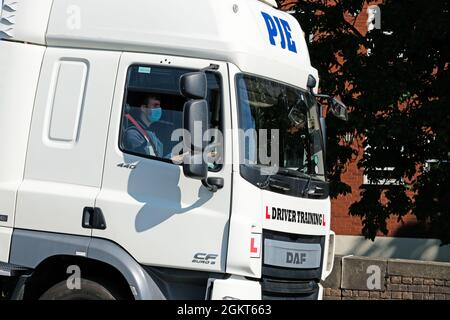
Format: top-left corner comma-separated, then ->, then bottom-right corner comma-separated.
180,72 -> 224,192
183,154 -> 207,181
319,103 -> 327,159
307,75 -> 317,93
183,100 -> 209,152
329,98 -> 349,121
182,99 -> 209,180
314,93 -> 349,122
180,72 -> 207,99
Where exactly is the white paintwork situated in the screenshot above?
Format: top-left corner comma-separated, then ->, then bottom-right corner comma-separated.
318,283 -> 323,300
226,174 -> 332,279
227,176 -> 264,278
0,41 -> 45,229
0,0 -> 319,94
224,63 -> 264,278
0,0 -> 53,44
258,0 -> 278,8
335,235 -> 450,263
0,227 -> 12,263
261,190 -> 330,236
43,0 -> 317,92
16,181 -> 100,236
48,61 -> 88,143
15,48 -> 121,236
226,64 -> 330,279
93,52 -> 233,272
323,231 -> 335,279
210,277 -> 262,300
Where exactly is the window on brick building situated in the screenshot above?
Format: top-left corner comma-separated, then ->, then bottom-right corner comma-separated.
362,143 -> 404,186
363,167 -> 403,186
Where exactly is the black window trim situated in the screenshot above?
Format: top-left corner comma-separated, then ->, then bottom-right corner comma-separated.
118,63 -> 225,172
234,72 -> 329,199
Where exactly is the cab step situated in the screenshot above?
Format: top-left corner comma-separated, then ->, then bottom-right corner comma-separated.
0,262 -> 30,277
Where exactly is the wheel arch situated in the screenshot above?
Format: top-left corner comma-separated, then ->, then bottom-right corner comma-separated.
9,229 -> 165,300
22,254 -> 133,300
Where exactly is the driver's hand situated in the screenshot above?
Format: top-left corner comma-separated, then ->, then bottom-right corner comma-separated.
171,152 -> 188,164
171,151 -> 219,164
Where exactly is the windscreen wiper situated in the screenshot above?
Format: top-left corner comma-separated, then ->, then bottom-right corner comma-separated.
256,167 -> 295,190
277,167 -> 314,196
276,168 -> 311,180
268,176 -> 291,191
277,169 -> 326,197
257,174 -> 292,192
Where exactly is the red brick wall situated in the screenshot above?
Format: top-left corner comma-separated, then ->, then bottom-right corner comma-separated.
330,139 -> 421,237
330,139 -> 365,236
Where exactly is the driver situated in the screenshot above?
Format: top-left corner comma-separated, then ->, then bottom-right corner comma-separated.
124,95 -> 165,158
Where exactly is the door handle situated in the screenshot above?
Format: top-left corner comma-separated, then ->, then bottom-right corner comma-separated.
82,207 -> 107,230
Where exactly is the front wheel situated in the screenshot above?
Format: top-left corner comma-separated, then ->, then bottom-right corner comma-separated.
39,278 -> 119,300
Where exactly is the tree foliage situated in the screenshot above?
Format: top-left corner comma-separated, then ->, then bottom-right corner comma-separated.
284,0 -> 450,244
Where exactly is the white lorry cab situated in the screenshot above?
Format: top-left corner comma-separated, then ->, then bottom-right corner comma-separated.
0,0 -> 347,300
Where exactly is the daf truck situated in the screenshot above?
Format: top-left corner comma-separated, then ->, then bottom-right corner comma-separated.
0,0 -> 346,300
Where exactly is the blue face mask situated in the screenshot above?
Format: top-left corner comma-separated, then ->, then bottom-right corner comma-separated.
147,107 -> 162,123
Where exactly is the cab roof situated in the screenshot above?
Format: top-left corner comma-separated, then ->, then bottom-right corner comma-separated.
0,0 -> 318,91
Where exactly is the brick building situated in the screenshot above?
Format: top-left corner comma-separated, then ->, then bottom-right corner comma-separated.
279,0 -> 450,262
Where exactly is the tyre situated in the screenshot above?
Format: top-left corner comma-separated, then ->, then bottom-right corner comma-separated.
39,278 -> 119,300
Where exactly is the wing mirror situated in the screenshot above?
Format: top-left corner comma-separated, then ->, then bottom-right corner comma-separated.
307,75 -> 349,121
314,94 -> 349,122
180,72 -> 207,100
180,72 -> 223,193
329,98 -> 349,121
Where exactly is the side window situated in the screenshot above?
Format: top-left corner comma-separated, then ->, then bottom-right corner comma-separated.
119,65 -> 223,171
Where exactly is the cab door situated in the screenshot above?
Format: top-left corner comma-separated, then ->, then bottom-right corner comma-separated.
93,53 -> 233,272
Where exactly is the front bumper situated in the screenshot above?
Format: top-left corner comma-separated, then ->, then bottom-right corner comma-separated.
210,229 -> 329,300
209,277 -> 323,300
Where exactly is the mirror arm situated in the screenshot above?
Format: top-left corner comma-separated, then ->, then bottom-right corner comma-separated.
201,64 -> 220,72
313,93 -> 349,121
313,93 -> 332,100
202,177 -> 224,193
202,179 -> 218,193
